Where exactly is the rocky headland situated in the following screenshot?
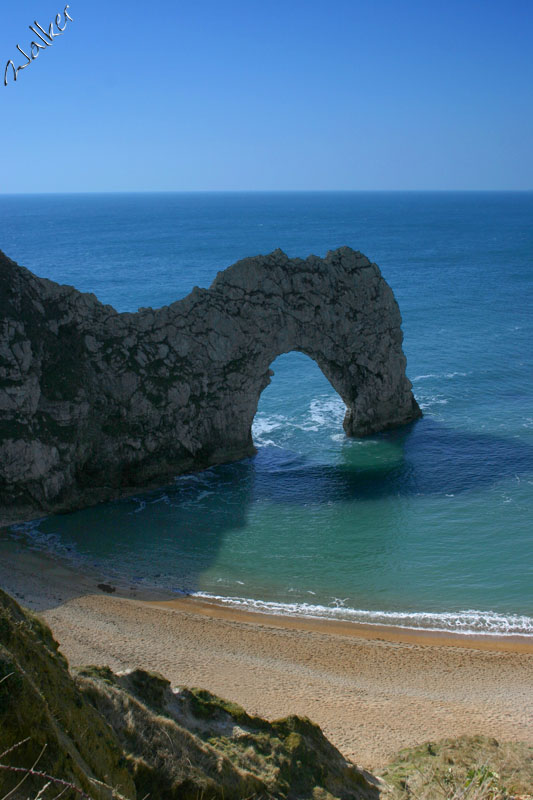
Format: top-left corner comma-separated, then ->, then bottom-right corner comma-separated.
0,247 -> 421,524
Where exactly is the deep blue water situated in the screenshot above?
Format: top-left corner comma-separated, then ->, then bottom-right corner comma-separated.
1,192 -> 532,634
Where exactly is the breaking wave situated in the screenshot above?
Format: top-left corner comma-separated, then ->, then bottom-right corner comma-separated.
413,372 -> 469,382
191,593 -> 533,637
253,395 -> 346,444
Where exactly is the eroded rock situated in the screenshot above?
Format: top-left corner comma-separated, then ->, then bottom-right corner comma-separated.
0,247 -> 421,523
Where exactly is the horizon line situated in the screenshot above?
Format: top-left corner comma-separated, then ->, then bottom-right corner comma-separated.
1,188 -> 532,196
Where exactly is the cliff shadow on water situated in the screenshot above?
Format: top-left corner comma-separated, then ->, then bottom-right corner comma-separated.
4,411 -> 533,607
251,416 -> 533,503
0,246 -> 421,523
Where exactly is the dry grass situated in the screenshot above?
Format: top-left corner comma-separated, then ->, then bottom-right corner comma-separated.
380,736 -> 533,800
0,739 -> 134,800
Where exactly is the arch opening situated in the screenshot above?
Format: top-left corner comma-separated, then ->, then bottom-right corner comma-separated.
252,351 -> 347,453
0,245 -> 421,521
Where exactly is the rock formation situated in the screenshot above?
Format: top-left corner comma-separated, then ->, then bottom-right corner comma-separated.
0,246 -> 421,523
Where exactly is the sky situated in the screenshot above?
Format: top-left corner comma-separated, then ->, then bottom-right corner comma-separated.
0,0 -> 532,192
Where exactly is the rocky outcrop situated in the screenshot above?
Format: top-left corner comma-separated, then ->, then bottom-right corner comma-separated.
0,246 -> 421,523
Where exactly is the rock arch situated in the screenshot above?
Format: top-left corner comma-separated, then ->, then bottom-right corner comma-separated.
0,246 -> 421,523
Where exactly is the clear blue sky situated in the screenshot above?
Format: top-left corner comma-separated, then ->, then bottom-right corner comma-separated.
0,0 -> 532,192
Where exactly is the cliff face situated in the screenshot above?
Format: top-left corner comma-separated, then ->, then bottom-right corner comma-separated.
0,247 -> 421,523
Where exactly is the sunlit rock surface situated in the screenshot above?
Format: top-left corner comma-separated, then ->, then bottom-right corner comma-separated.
0,247 -> 421,523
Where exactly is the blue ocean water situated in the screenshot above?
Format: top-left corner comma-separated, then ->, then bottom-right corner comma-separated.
1,192 -> 532,635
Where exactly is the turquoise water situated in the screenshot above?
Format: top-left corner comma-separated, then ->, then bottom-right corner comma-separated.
1,192 -> 532,635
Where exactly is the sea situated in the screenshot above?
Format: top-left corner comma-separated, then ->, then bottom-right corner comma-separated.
1,191 -> 532,636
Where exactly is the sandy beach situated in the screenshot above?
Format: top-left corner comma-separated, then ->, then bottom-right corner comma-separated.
0,538 -> 532,771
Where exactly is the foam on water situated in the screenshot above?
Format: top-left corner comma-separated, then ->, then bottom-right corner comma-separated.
413,372 -> 469,382
253,397 -> 345,441
1,192 -> 532,640
306,396 -> 345,429
252,414 -> 287,446
192,593 -> 533,637
417,395 -> 449,411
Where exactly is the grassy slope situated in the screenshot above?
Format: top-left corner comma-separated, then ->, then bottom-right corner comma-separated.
0,589 -> 135,799
0,588 -> 378,799
380,736 -> 533,799
0,587 -> 531,800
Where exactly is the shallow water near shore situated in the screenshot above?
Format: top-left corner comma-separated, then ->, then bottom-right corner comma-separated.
1,191 -> 532,635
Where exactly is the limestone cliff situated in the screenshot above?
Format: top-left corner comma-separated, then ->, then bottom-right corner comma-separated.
0,247 -> 421,523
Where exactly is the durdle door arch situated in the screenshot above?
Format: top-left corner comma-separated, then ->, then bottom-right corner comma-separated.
0,246 -> 421,525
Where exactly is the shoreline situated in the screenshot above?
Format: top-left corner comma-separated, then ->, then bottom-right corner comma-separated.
153,595 -> 533,654
1,538 -> 533,769
0,535 -> 532,653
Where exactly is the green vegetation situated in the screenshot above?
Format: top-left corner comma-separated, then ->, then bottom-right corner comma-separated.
0,588 -> 134,800
0,587 -> 531,800
0,588 -> 378,799
380,736 -> 533,799
75,669 -> 379,799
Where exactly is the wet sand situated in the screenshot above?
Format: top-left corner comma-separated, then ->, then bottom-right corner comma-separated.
0,539 -> 532,769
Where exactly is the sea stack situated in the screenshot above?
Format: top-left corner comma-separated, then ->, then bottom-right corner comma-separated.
0,246 -> 421,524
